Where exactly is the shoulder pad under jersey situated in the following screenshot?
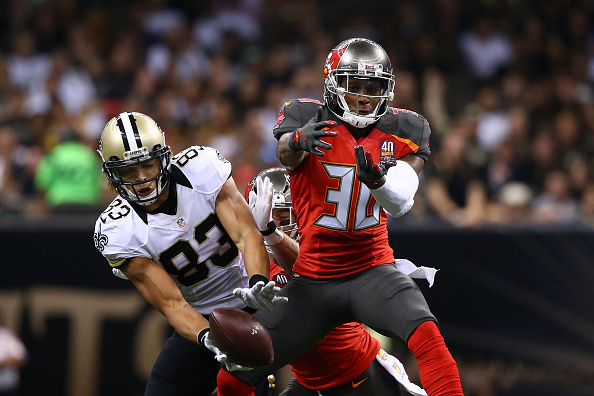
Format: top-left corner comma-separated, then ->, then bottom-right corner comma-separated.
272,98 -> 327,139
170,146 -> 232,194
376,108 -> 431,161
94,198 -> 150,267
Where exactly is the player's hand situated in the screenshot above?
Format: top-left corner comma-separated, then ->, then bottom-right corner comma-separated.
288,106 -> 337,156
248,176 -> 273,232
354,145 -> 396,187
233,280 -> 288,311
112,268 -> 129,280
201,330 -> 252,372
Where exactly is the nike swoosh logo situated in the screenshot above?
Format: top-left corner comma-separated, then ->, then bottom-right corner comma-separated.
352,378 -> 368,388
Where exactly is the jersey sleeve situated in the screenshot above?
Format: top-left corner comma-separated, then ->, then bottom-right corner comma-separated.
172,146 -> 232,195
381,108 -> 432,161
93,205 -> 152,268
416,117 -> 431,160
272,99 -> 325,140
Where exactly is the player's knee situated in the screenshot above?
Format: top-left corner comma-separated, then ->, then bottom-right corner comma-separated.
407,320 -> 442,353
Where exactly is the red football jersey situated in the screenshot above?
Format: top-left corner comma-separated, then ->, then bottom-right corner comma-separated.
291,322 -> 380,390
273,100 -> 430,279
270,262 -> 380,389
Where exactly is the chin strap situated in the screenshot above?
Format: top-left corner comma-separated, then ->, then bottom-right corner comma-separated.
340,112 -> 377,128
334,92 -> 385,128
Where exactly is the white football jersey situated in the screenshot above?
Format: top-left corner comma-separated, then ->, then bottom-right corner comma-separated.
93,146 -> 249,314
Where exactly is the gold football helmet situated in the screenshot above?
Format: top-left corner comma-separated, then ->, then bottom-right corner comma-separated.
98,111 -> 171,205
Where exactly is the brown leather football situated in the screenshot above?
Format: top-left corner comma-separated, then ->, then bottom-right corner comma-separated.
209,308 -> 274,368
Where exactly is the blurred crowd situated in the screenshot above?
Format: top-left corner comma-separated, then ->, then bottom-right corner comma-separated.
0,0 -> 593,228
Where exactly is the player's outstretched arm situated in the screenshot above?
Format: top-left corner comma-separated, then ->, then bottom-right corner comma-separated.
266,229 -> 298,276
121,256 -> 209,342
122,256 -> 250,371
216,176 -> 270,280
247,176 -> 298,275
216,176 -> 287,310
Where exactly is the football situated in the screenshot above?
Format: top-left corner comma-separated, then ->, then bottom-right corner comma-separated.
209,307 -> 274,368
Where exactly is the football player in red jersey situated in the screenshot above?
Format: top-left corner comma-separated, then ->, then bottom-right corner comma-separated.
217,38 -> 463,396
244,168 -> 428,396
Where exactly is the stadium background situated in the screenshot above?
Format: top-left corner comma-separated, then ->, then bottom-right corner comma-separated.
1,0 -> 594,395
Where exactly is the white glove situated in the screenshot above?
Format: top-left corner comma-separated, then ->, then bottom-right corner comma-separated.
248,176 -> 274,231
376,349 -> 427,396
233,280 -> 288,311
394,259 -> 438,287
112,268 -> 129,280
201,331 -> 252,372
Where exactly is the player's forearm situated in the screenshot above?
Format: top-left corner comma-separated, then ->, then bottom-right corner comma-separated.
164,304 -> 210,343
125,258 -> 210,343
370,160 -> 419,218
240,231 -> 270,279
268,235 -> 298,276
276,133 -> 307,169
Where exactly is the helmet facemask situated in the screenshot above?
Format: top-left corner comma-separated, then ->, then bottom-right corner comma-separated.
271,193 -> 298,241
102,145 -> 171,206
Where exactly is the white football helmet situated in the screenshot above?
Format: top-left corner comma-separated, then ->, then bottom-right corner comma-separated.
323,38 -> 395,128
98,111 -> 171,206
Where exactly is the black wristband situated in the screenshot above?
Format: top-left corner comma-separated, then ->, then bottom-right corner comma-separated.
197,328 -> 209,346
249,274 -> 269,288
260,221 -> 277,236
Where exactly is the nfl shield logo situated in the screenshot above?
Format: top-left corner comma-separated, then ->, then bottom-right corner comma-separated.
176,218 -> 186,228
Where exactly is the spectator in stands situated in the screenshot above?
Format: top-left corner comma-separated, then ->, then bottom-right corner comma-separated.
474,85 -> 510,154
34,132 -> 104,212
531,170 -> 579,223
0,323 -> 27,396
579,183 -> 594,227
0,0 -> 591,226
458,12 -> 513,81
425,126 -> 488,227
0,127 -> 21,213
489,182 -> 534,226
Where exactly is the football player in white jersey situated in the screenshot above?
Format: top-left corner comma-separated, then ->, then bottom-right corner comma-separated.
93,111 -> 287,396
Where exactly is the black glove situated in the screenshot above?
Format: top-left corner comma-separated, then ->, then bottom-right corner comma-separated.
288,106 -> 337,156
354,145 -> 396,185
